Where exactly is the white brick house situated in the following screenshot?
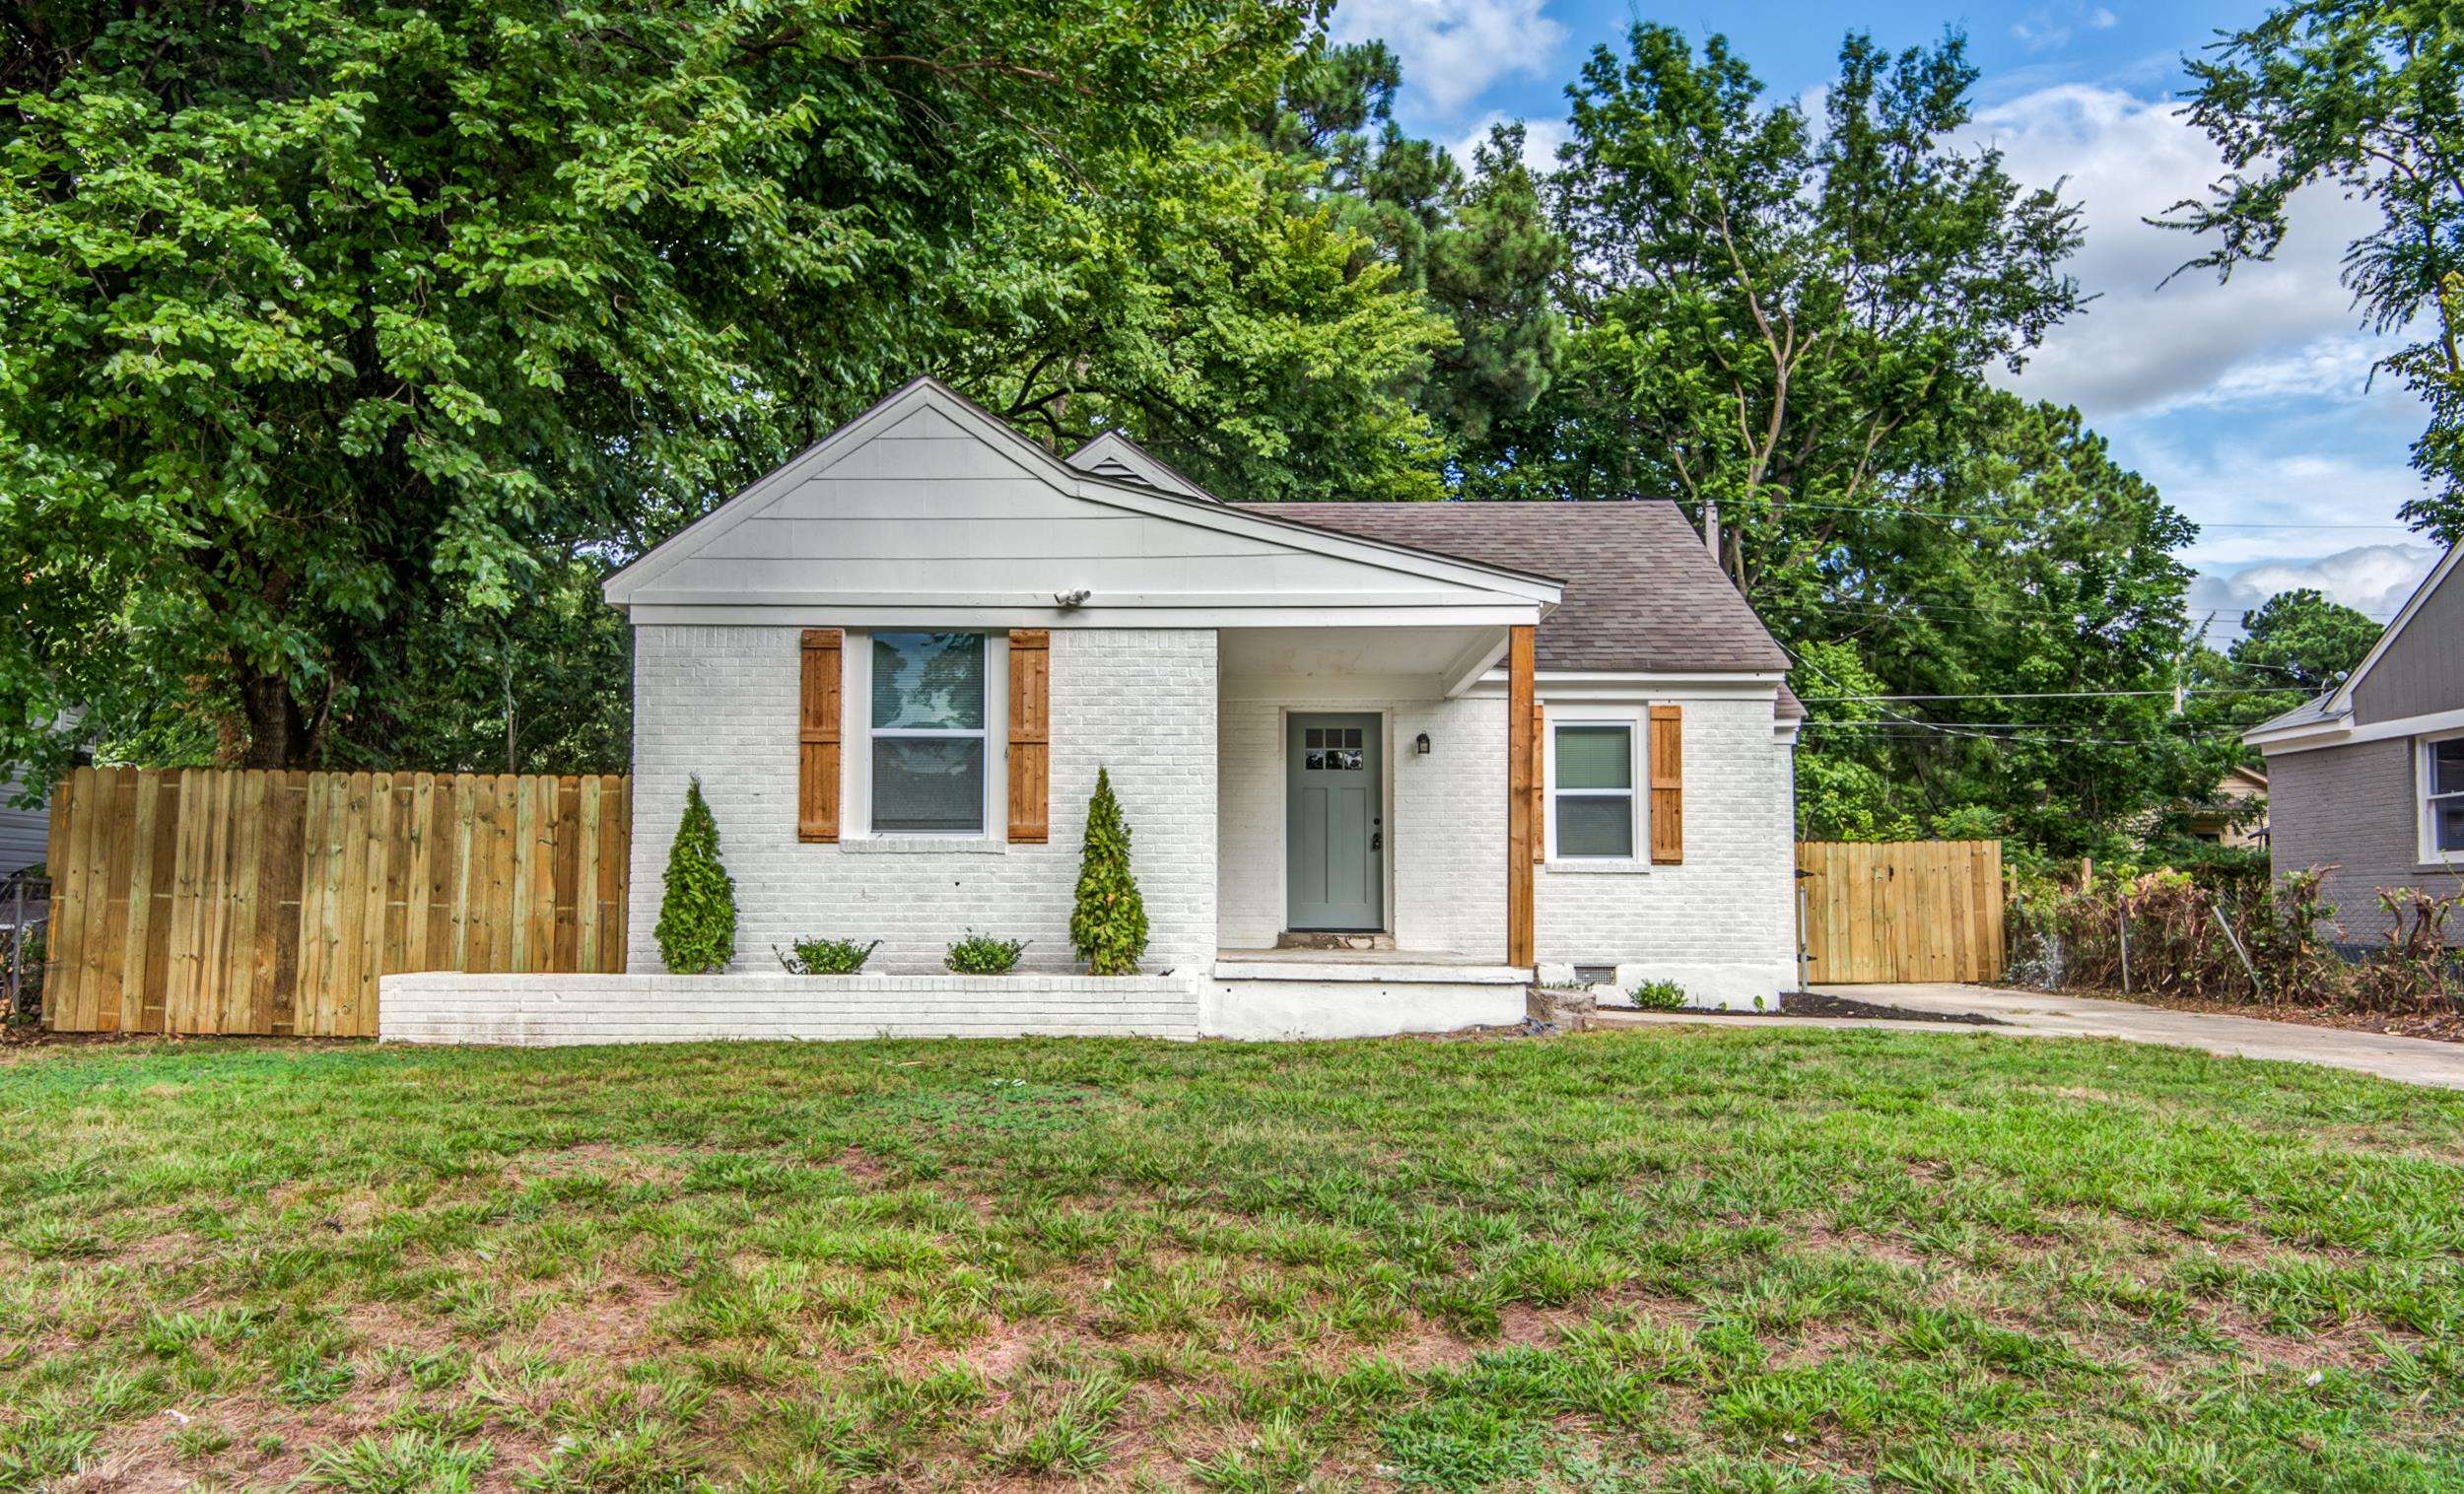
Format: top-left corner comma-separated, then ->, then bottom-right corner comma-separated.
385,378 -> 1804,1044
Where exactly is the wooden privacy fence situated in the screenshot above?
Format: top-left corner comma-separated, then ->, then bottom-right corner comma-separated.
45,768 -> 630,1036
1797,840 -> 2005,985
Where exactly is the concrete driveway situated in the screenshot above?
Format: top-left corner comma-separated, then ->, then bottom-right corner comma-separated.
1601,984 -> 2464,1091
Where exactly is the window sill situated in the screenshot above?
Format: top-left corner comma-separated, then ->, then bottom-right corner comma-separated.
1543,858 -> 1650,875
838,836 -> 1007,855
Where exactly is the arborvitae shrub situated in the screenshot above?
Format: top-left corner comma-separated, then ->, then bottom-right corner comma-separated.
654,777 -> 736,974
1069,767 -> 1148,976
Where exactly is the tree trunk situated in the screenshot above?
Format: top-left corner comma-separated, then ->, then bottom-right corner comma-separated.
235,664 -> 309,769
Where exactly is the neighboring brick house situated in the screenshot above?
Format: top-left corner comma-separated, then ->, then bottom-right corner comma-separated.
592,377 -> 1803,1040
2246,543 -> 2464,944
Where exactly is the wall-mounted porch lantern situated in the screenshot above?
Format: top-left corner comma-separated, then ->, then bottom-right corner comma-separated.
1414,731 -> 1432,756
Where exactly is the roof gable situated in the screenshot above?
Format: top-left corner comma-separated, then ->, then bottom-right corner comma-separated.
1063,432 -> 1217,501
603,379 -> 1560,620
2342,542 -> 2462,724
2256,541 -> 2464,747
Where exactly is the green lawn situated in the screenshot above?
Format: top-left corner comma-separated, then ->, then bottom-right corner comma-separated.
5,1028 -> 2463,1491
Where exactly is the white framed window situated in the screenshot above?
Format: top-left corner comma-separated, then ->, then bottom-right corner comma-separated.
2423,730 -> 2464,863
865,631 -> 992,837
1549,718 -> 1640,861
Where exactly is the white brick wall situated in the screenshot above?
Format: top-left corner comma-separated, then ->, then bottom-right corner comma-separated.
1218,684 -> 1794,1004
628,626 -> 1218,976
382,971 -> 1199,1046
1217,692 -> 1507,957
1536,696 -> 1797,1006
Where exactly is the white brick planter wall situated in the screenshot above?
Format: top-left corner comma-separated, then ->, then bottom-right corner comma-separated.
381,972 -> 1200,1046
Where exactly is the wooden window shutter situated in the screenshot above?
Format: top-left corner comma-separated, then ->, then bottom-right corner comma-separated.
1007,629 -> 1050,843
1648,704 -> 1682,864
798,629 -> 842,843
1531,701 -> 1546,862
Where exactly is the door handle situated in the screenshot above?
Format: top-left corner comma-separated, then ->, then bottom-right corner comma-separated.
1371,831 -> 1382,851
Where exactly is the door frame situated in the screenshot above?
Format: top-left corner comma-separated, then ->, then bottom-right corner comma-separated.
1277,706 -> 1395,935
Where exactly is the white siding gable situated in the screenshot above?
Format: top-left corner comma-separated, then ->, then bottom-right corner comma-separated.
604,379 -> 1556,627
1063,430 -> 1216,500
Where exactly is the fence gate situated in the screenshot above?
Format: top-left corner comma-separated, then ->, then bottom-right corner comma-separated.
1797,840 -> 2005,985
44,767 -> 631,1036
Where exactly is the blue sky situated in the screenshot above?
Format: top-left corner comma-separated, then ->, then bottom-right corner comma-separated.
1331,0 -> 2443,635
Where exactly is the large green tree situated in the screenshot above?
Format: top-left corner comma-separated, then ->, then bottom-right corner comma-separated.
1257,40 -> 1568,467
1475,28 -> 2083,588
1788,395 -> 2237,854
0,0 -> 1323,779
1471,27 -> 2215,855
2162,0 -> 2464,541
2229,587 -> 2384,697
930,131 -> 1455,504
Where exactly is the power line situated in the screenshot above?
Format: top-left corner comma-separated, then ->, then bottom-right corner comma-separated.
1793,597 -> 2398,626
1798,722 -> 2263,747
1776,500 -> 2418,532
1800,688 -> 2298,702
1802,721 -> 2263,734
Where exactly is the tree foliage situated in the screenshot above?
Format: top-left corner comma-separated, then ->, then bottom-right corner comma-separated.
1476,28 -> 2084,580
2161,0 -> 2464,540
932,132 -> 1454,504
2230,587 -> 2385,697
1789,395 -> 2236,852
1484,28 -> 2219,856
0,0 -> 1318,779
1,7 -> 2268,861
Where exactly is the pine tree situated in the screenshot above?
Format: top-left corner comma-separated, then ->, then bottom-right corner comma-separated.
1070,767 -> 1149,976
654,777 -> 737,975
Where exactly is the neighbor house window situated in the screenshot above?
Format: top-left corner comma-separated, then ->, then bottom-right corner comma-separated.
2426,734 -> 2464,861
1552,722 -> 1637,859
870,632 -> 987,834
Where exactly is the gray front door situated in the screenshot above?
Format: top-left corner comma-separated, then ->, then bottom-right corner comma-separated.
1287,713 -> 1384,930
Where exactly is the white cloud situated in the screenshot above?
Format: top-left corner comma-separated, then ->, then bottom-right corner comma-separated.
2011,14 -> 2075,52
1964,84 -> 2396,419
2189,543 -> 2438,637
2011,2 -> 2114,52
1444,112 -> 1569,176
2103,424 -> 2426,567
1331,0 -> 1565,115
2138,334 -> 2389,416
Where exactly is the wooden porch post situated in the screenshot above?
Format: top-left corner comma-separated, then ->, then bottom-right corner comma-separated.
1506,624 -> 1536,968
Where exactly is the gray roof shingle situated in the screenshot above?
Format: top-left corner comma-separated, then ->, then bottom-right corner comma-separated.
1233,501 -> 1795,685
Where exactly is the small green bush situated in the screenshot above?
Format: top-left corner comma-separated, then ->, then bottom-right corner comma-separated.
1069,766 -> 1149,975
776,937 -> 880,975
946,931 -> 1027,976
1629,979 -> 1687,1012
654,778 -> 736,975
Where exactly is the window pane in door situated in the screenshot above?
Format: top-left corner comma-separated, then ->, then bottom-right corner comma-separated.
1555,726 -> 1631,790
872,633 -> 985,729
1556,795 -> 1634,857
2434,739 -> 2464,796
872,738 -> 986,832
